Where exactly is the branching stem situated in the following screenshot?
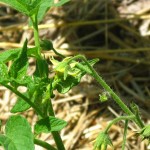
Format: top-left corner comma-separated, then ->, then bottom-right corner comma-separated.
30,14 -> 65,150
104,115 -> 135,133
69,55 -> 145,128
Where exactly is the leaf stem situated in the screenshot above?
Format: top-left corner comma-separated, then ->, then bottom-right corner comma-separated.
70,55 -> 144,128
34,138 -> 57,150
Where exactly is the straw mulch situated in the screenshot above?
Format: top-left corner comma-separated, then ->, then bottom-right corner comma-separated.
0,0 -> 150,149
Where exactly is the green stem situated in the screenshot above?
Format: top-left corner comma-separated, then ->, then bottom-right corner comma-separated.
30,14 -> 41,57
34,138 -> 57,150
30,14 -> 65,150
48,99 -> 65,150
3,84 -> 44,117
105,115 -> 135,133
70,55 -> 144,128
122,120 -> 128,150
4,78 -> 65,149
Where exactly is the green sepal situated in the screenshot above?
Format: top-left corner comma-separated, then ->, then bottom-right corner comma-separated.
51,57 -> 99,94
94,131 -> 113,150
54,72 -> 83,94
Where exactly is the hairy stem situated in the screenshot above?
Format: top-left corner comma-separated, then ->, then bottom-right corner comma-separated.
71,55 -> 144,128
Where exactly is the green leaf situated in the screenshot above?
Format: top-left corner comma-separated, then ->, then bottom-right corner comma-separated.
53,0 -> 70,7
36,0 -> 53,23
10,76 -> 48,113
28,47 -> 39,57
1,0 -> 70,20
34,58 -> 49,78
0,61 -> 9,84
1,0 -> 43,16
35,116 -> 67,134
0,47 -> 38,64
37,0 -> 70,23
0,0 -> 30,16
0,49 -> 20,63
24,76 -> 36,96
16,0 -> 40,13
9,40 -> 28,80
28,0 -> 43,16
11,93 -> 31,113
0,134 -> 17,150
0,115 -> 34,150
